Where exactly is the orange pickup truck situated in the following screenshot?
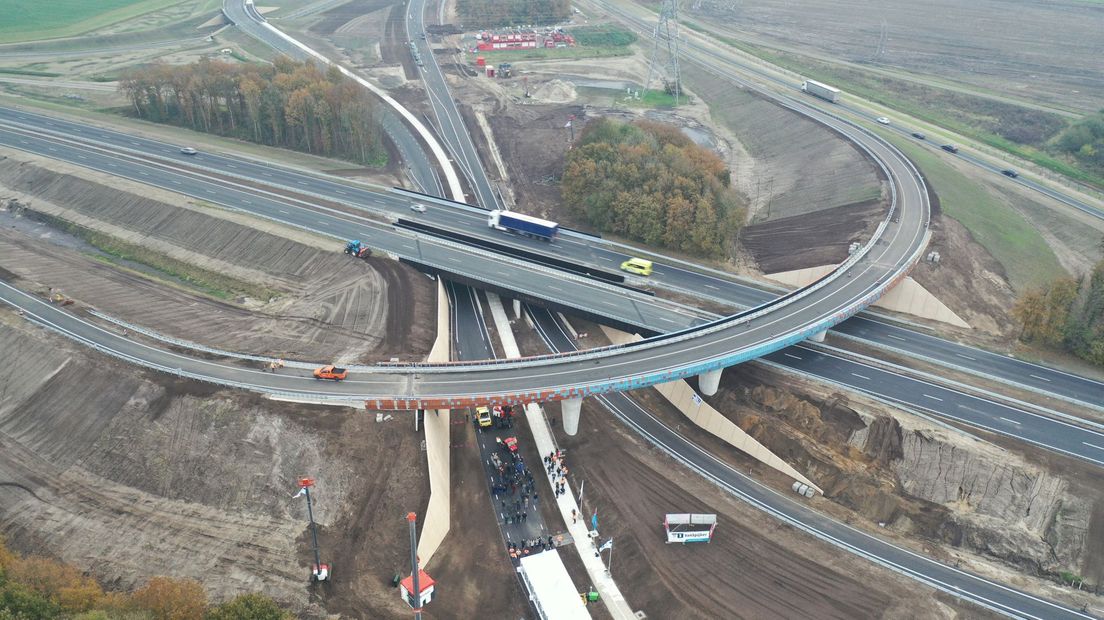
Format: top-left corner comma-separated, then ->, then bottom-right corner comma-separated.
313,365 -> 348,381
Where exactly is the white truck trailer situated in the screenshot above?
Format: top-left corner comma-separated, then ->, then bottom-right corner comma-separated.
802,79 -> 840,103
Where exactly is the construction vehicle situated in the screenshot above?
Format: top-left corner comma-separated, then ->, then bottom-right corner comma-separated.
498,436 -> 519,453
498,63 -> 512,78
476,405 -> 493,429
313,365 -> 348,381
344,240 -> 372,259
488,209 -> 558,241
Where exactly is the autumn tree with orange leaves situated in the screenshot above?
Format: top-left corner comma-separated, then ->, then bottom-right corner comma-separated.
561,118 -> 745,258
120,57 -> 385,166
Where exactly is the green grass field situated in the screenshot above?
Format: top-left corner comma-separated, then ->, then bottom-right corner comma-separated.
889,135 -> 1067,291
1,0 -> 188,43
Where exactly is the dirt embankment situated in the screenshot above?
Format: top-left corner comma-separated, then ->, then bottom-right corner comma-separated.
0,313 -> 427,616
707,364 -> 1103,594
0,155 -> 435,362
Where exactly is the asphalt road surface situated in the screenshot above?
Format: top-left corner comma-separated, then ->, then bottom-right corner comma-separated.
5,106 -> 1097,412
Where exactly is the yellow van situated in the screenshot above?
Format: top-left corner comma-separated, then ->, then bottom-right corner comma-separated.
620,257 -> 653,276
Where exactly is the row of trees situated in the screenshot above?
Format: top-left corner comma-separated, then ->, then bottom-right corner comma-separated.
1013,258 -> 1104,366
1054,109 -> 1104,177
561,118 -> 745,258
119,57 -> 386,165
457,0 -> 571,27
0,538 -> 290,619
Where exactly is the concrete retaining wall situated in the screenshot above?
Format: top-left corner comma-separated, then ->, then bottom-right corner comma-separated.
419,277 -> 451,565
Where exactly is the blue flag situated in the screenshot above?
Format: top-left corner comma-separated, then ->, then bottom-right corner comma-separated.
591,511 -> 598,531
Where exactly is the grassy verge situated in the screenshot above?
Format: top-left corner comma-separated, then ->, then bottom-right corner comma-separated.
888,134 -> 1067,290
1,0 -> 190,44
0,68 -> 62,78
474,45 -> 632,63
615,89 -> 685,108
27,211 -> 278,301
681,21 -> 1104,190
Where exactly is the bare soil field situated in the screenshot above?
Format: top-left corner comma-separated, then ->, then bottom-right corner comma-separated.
741,197 -> 883,273
0,155 -> 435,362
679,0 -> 1104,113
0,310 -> 427,616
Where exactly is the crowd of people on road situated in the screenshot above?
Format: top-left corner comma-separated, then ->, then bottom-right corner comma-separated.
545,449 -> 570,498
490,441 -> 539,526
507,535 -> 557,559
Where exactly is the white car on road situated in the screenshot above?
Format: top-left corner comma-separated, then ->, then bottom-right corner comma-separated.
876,117 -> 891,125
410,203 -> 427,213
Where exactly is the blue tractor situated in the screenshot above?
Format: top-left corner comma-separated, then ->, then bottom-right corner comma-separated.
344,240 -> 372,259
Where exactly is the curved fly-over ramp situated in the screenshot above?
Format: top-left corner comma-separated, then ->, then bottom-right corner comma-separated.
0,100 -> 930,437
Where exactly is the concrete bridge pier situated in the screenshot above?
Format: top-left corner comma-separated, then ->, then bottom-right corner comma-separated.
809,330 -> 827,343
699,368 -> 723,396
562,397 -> 583,435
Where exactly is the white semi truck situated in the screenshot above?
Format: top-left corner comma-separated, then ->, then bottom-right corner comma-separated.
802,79 -> 840,103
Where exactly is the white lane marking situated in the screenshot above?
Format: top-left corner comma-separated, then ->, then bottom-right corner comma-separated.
262,172 -> 273,177
887,334 -> 907,341
999,417 -> 1022,425
278,210 -> 290,214
601,300 -> 619,307
956,353 -> 976,361
850,373 -> 870,380
76,154 -> 87,160
447,257 -> 462,263
242,199 -> 253,205
704,284 -> 719,290
316,219 -> 328,225
1029,374 -> 1052,382
227,164 -> 237,168
1084,442 -> 1104,452
783,353 -> 802,360
922,394 -> 943,402
139,171 -> 149,176
658,317 -> 680,324
547,286 -> 562,292
336,190 -> 348,195
171,180 -> 181,185
599,256 -> 616,262
297,181 -> 308,186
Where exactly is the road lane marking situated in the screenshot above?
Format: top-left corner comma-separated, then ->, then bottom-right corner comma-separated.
704,284 -> 719,290
956,353 -> 976,361
783,353 -> 802,360
999,417 -> 1022,425
850,373 -> 870,380
601,300 -> 619,307
278,210 -> 289,214
547,286 -> 562,291
447,257 -> 462,263
1084,442 -> 1104,452
887,334 -> 907,341
171,180 -> 181,185
336,190 -> 348,195
1029,374 -> 1052,382
922,394 -> 943,402
242,199 -> 252,204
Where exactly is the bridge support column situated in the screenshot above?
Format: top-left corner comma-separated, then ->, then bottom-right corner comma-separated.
561,397 -> 583,436
809,330 -> 827,343
699,368 -> 723,396
512,298 -> 521,319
